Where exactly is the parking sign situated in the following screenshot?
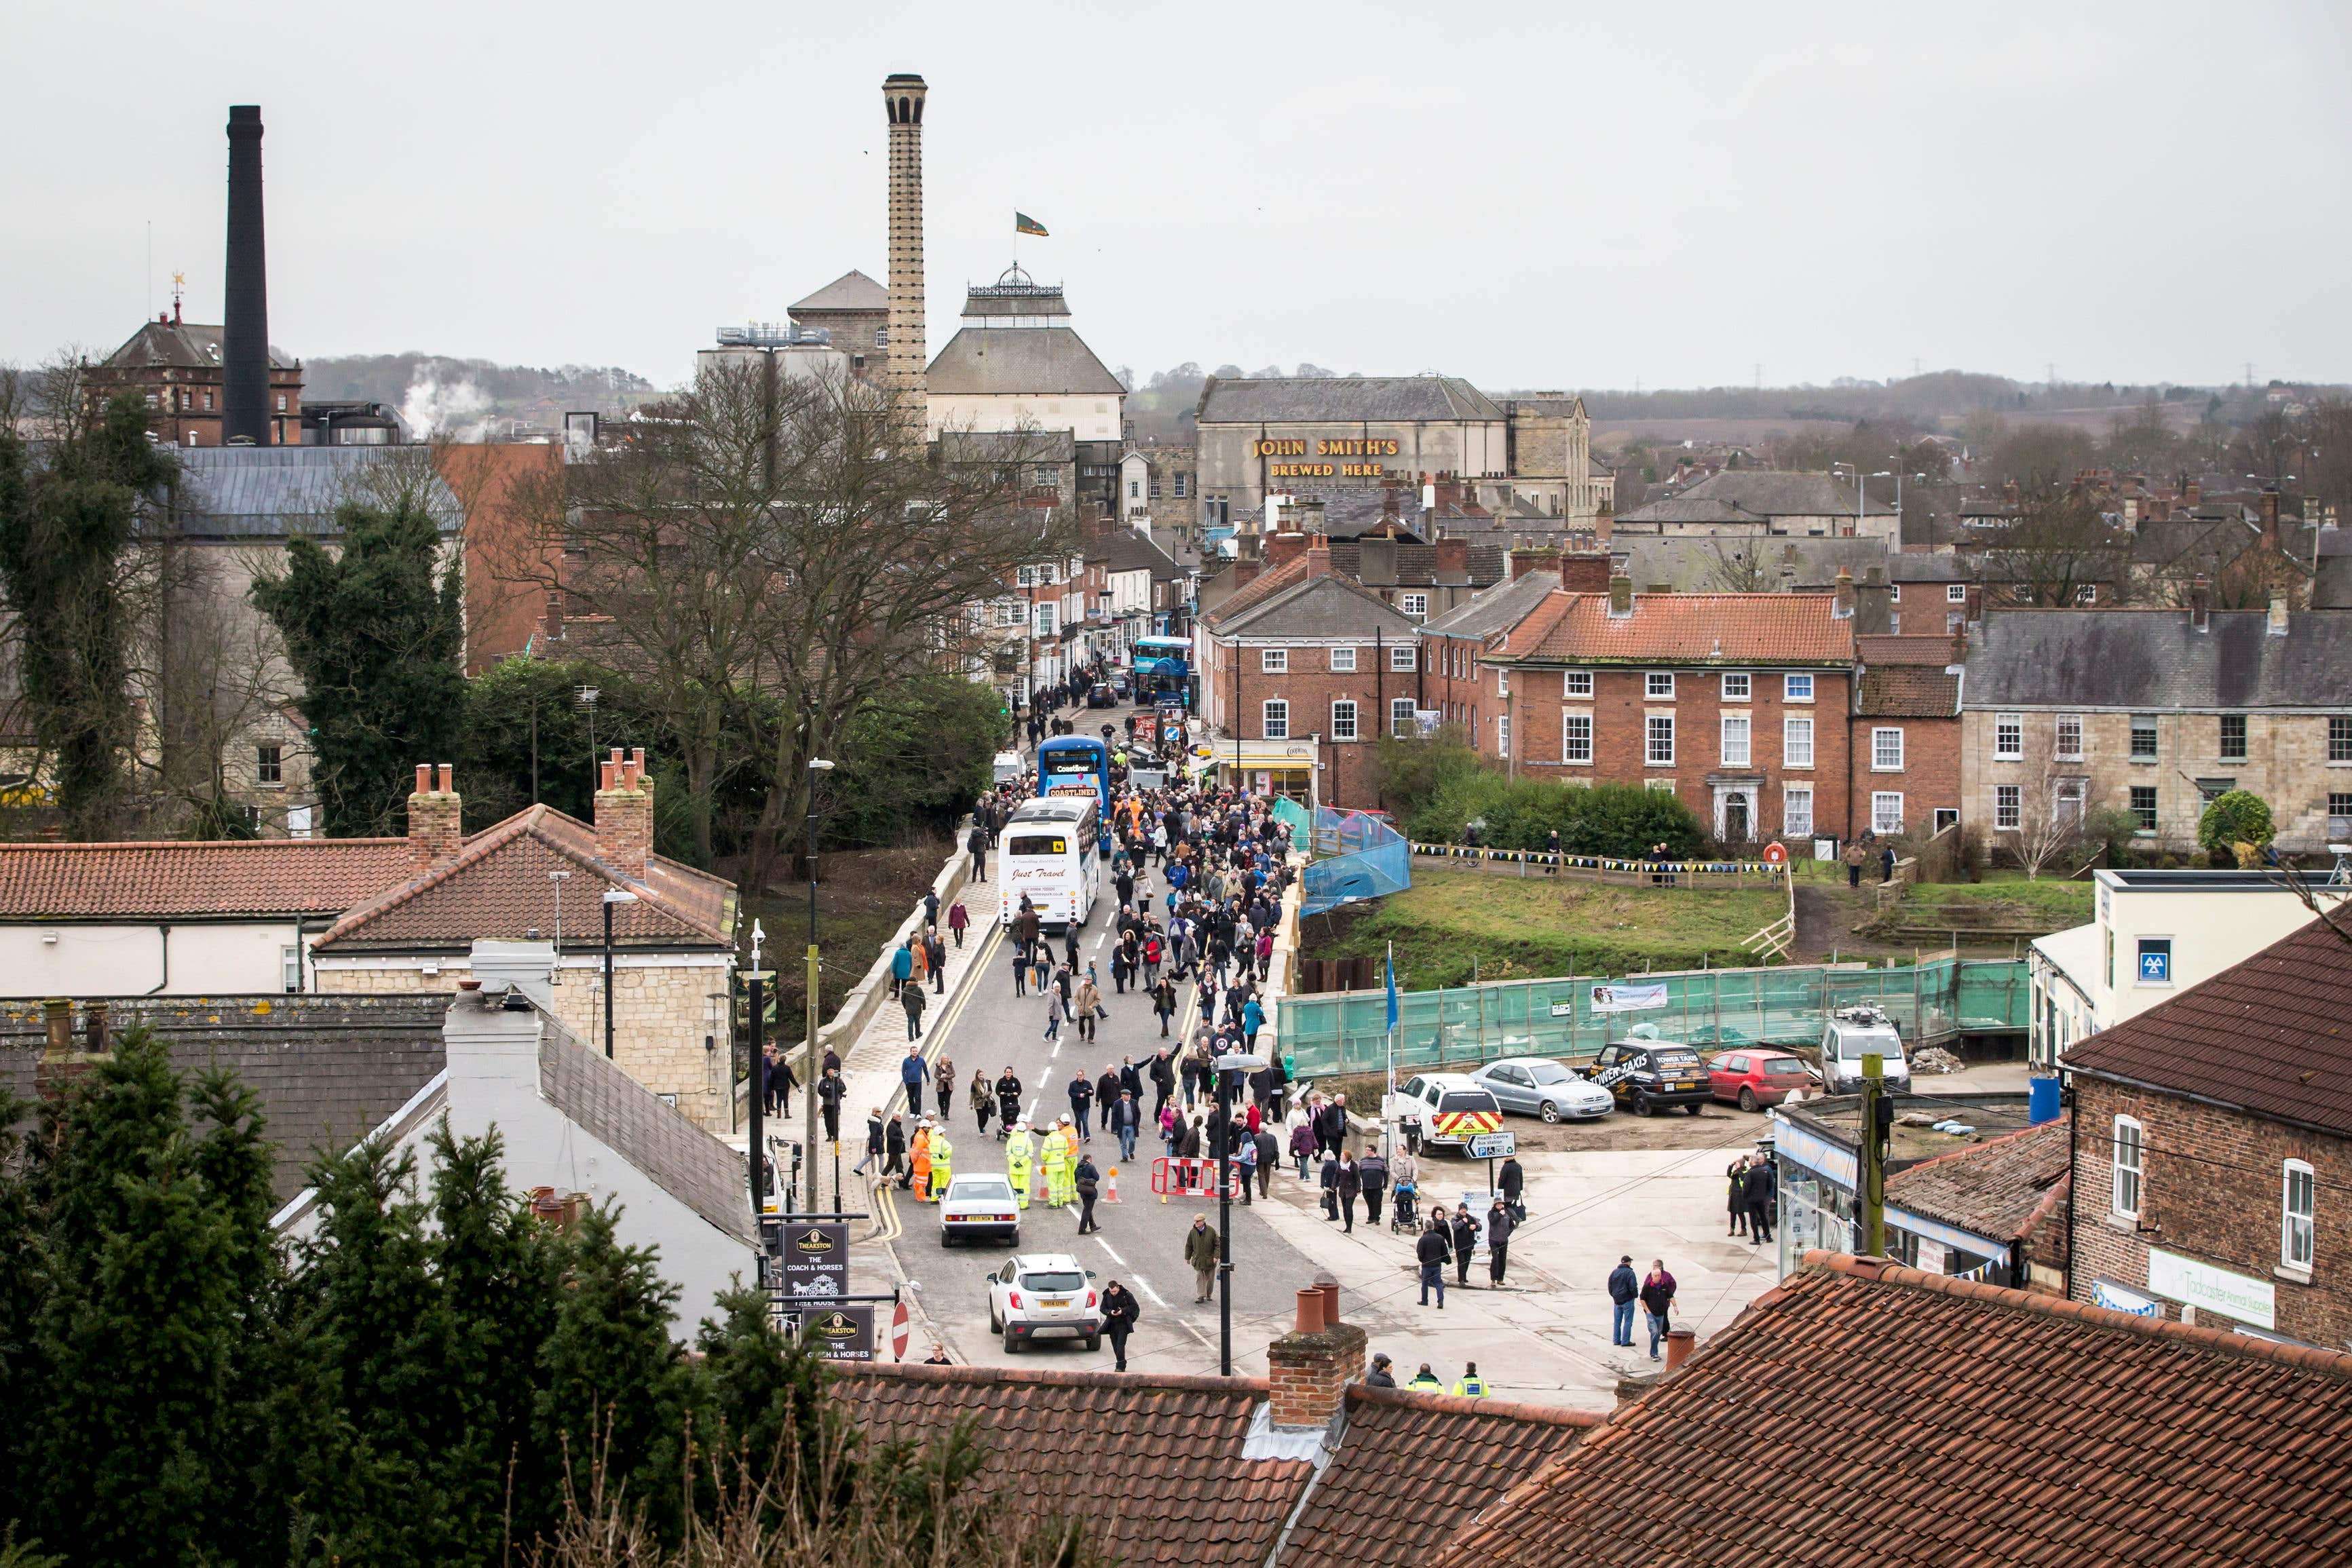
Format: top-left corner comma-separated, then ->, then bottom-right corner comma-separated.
1467,1131 -> 1516,1160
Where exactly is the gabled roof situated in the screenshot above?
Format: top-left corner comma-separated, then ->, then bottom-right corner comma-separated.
1883,1115 -> 2071,1246
1215,573 -> 1418,641
1855,666 -> 1959,717
1422,570 -> 1562,640
1201,555 -> 1312,629
0,837 -> 411,921
315,805 -> 733,953
828,1366 -> 1306,1568
1326,539 -> 1504,590
169,446 -> 466,541
1614,535 -> 1889,592
1962,607 -> 2352,710
537,1008 -> 753,1245
789,269 -> 888,314
100,319 -> 295,371
1456,1252 -> 2352,1568
1855,634 -> 1958,666
1197,375 -> 1503,425
1616,470 -> 1891,526
1276,1386 -> 1594,1568
926,327 -> 1124,397
1090,529 -> 1185,579
2062,915 -> 2352,1137
1492,592 -> 1855,666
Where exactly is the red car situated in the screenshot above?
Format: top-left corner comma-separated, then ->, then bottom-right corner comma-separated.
1707,1049 -> 1819,1112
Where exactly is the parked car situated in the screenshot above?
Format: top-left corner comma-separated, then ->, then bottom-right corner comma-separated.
939,1173 -> 1021,1246
1818,1007 -> 1912,1096
1471,1057 -> 1614,1123
1706,1049 -> 1820,1113
985,1253 -> 1101,1352
1085,683 -> 1118,708
1381,1073 -> 1505,1153
1109,673 -> 1132,700
1580,1033 -> 1712,1117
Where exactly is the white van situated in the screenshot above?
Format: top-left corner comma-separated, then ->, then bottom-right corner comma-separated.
1000,797 -> 1103,931
1818,1006 -> 1912,1095
1382,1073 -> 1504,1153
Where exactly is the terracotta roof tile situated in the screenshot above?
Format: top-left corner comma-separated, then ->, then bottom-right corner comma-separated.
1856,634 -> 1960,667
1203,556 -> 1311,628
0,837 -> 410,920
1277,1387 -> 1595,1568
1493,592 -> 1855,666
315,805 -> 734,952
1884,1115 -> 2070,1248
1455,1253 -> 2352,1567
2062,915 -> 2352,1136
1856,666 -> 1960,716
829,1366 -> 1306,1568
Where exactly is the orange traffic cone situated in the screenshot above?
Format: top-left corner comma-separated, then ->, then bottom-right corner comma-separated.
1106,1166 -> 1120,1203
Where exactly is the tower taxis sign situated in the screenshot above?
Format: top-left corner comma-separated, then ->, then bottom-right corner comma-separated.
1253,437 -> 1401,479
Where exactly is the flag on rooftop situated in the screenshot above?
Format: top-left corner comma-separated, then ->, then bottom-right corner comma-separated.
1015,212 -> 1049,237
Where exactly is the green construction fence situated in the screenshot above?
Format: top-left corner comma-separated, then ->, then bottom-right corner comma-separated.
1277,957 -> 2028,1079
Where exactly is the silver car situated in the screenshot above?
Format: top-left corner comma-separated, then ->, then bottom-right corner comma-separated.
1472,1056 -> 1614,1124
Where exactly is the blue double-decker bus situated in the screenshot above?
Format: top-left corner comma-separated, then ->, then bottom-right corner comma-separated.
1036,735 -> 1112,824
1132,636 -> 1192,705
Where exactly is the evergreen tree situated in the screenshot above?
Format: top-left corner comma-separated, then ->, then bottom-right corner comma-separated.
251,492 -> 464,837
0,1091 -> 45,1542
0,390 -> 176,837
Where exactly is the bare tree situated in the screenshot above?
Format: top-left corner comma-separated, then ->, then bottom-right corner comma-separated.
1981,493 -> 2129,609
1703,538 -> 1772,592
2000,725 -> 2087,879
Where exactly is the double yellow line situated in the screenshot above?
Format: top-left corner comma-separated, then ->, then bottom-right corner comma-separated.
870,919 -> 1006,1245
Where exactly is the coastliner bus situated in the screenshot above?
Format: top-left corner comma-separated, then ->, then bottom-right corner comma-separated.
1131,635 -> 1192,704
1000,797 -> 1102,930
1035,734 -> 1112,824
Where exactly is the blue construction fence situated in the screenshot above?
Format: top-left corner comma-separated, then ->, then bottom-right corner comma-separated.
1300,807 -> 1411,917
1277,957 -> 2029,1079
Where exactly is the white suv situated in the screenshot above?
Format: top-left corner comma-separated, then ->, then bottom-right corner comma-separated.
985,1253 -> 1102,1353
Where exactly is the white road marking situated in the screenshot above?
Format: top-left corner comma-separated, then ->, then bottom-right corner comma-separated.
1094,1240 -> 1128,1265
1123,1267 -> 1171,1310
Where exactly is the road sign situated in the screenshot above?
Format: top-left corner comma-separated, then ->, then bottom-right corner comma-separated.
1467,1131 -> 1517,1160
800,1305 -> 876,1361
778,1221 -> 850,1301
890,1298 -> 911,1360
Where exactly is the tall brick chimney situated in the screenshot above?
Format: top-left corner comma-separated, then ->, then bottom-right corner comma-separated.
1561,550 -> 1611,594
1267,1284 -> 1368,1429
1832,567 -> 1857,620
1608,571 -> 1634,617
2258,488 -> 2281,546
1509,548 -> 1561,581
407,763 -> 463,874
221,105 -> 271,446
2190,574 -> 2211,632
881,74 -> 928,427
1433,537 -> 1468,579
2183,479 -> 2201,508
595,747 -> 653,881
1304,543 -> 1332,581
1266,531 -> 1310,571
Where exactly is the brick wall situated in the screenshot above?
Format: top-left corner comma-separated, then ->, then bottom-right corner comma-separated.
318,957 -> 734,1130
1266,1319 -> 1367,1428
1496,665 -> 1853,843
1419,631 -> 1487,742
2069,1077 -> 2352,1345
1848,715 -> 1962,839
1205,635 -> 1418,810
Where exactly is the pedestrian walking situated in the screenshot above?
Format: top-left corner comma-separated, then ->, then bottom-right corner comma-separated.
817,1066 -> 844,1143
1074,974 -> 1102,1042
1486,1198 -> 1513,1286
1012,936 -> 1030,997
890,939 -> 915,999
1319,1149 -> 1341,1221
970,1070 -> 995,1135
1640,1260 -> 1677,1360
1112,1090 -> 1141,1162
1416,1220 -> 1449,1308
884,1114 -> 908,1184
901,982 -> 927,1042
1184,1213 -> 1219,1302
1233,1129 -> 1257,1205
995,1068 -> 1022,1138
900,1046 -> 929,1115
1451,1204 -> 1481,1288
853,1107 -> 885,1176
1068,1073 -> 1095,1143
1338,1153 -> 1362,1233
966,822 -> 989,882
1607,1255 -> 1638,1345
1075,1154 -> 1101,1234
1254,1126 -> 1278,1199
1880,843 -> 1896,884
1359,1148 -> 1388,1225
947,898 -> 970,948
1042,989 -> 1063,1043
1101,1280 -> 1140,1370
1152,978 -> 1177,1039
1289,1117 -> 1314,1181
1743,1156 -> 1776,1244
1842,839 -> 1865,889
1727,1155 -> 1751,1238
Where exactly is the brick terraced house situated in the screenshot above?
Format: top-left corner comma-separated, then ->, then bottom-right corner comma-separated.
1848,634 -> 1962,839
1473,571 -> 1857,845
2062,915 -> 2352,1347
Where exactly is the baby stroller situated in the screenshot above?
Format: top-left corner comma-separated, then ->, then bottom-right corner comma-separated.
1390,1179 -> 1420,1233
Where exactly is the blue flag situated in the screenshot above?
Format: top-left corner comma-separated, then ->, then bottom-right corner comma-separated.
1385,953 -> 1399,1031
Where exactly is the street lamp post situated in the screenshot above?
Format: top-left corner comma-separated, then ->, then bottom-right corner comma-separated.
1830,462 -> 1863,537
747,919 -> 767,1219
601,888 -> 638,1060
1213,1048 -> 1266,1376
805,758 -> 835,1217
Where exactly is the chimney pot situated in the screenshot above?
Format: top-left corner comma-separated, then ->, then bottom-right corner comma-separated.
2267,590 -> 2290,636
596,744 -> 655,880
1316,1272 -> 1340,1326
1561,551 -> 1612,594
1832,568 -> 1857,620
407,763 -> 463,873
2190,575 -> 2211,631
437,762 -> 453,794
1293,1288 -> 1325,1335
1608,572 -> 1633,617
1664,1328 -> 1698,1373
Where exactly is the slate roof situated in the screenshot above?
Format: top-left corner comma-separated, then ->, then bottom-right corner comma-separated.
1276,1387 -> 1595,1568
1089,529 -> 1185,580
1197,376 -> 1504,425
828,1366 -> 1306,1568
537,1006 -> 753,1245
1855,666 -> 1959,718
1962,607 -> 2352,710
1326,539 -> 1503,590
0,994 -> 449,1202
1422,570 -> 1563,641
0,837 -> 411,920
1214,573 -> 1419,642
315,804 -> 734,953
1884,552 -> 1974,584
1616,470 -> 1891,527
168,446 -> 466,541
1200,555 -> 1312,629
2062,915 -> 2352,1138
1884,1115 -> 2072,1247
789,269 -> 888,314
926,328 -> 1124,396
100,319 -> 296,371
1456,1252 -> 2352,1568
1614,535 -> 1889,592
1493,592 -> 1855,666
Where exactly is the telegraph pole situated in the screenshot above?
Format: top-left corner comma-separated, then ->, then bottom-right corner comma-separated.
1859,1052 -> 1889,1257
747,919 -> 767,1221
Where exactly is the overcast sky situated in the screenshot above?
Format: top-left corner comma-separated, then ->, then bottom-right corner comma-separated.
5,0 -> 2347,394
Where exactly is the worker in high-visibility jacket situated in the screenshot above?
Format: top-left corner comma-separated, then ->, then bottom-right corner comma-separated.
909,1122 -> 933,1203
1005,1121 -> 1035,1209
1044,1116 -> 1075,1207
1059,1117 -> 1085,1207
1450,1360 -> 1490,1399
928,1129 -> 953,1201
